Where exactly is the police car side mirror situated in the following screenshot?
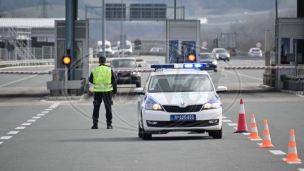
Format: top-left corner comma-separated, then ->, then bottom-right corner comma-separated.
216,86 -> 227,93
134,87 -> 145,95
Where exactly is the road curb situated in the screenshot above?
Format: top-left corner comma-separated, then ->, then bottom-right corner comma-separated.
43,92 -> 92,101
279,89 -> 304,95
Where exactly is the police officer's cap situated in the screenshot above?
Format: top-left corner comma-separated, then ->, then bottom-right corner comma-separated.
98,55 -> 106,63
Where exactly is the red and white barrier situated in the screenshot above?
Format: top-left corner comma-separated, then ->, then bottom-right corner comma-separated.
224,66 -> 295,70
113,69 -> 155,73
0,71 -> 51,75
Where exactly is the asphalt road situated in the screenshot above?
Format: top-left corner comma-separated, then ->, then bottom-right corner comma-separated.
0,56 -> 303,171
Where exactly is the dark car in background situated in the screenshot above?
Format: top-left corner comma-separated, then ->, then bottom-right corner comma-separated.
212,48 -> 230,62
198,53 -> 218,72
110,58 -> 142,87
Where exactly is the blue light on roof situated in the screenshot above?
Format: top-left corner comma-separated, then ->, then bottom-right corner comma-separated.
150,63 -> 208,69
150,64 -> 174,68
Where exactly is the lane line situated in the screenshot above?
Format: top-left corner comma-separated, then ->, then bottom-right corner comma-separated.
15,127 -> 26,130
222,120 -> 232,122
250,138 -> 262,141
41,111 -> 49,114
0,136 -> 12,140
32,117 -> 40,119
27,120 -> 36,122
222,69 -> 263,81
7,131 -> 19,135
269,150 -> 286,155
22,123 -> 31,126
45,109 -> 52,111
0,68 -> 52,87
243,133 -> 250,135
298,169 -> 304,171
257,143 -> 262,146
0,142 -> 2,145
49,103 -> 60,108
227,123 -> 237,126
37,114 -> 45,116
222,116 -> 227,119
233,127 -> 237,129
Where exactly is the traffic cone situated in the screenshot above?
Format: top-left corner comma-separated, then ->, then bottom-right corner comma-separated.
248,114 -> 261,140
234,99 -> 248,133
260,120 -> 274,148
284,129 -> 302,163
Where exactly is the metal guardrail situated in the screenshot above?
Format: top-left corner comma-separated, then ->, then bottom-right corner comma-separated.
0,59 -> 54,67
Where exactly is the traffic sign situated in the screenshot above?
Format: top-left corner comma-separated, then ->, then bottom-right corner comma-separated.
134,39 -> 141,50
256,42 -> 261,48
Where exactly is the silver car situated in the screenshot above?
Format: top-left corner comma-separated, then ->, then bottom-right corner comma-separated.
212,48 -> 230,62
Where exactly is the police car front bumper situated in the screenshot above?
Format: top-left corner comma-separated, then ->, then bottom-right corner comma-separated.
142,108 -> 222,132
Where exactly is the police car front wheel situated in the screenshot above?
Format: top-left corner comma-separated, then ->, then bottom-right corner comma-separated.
208,127 -> 222,139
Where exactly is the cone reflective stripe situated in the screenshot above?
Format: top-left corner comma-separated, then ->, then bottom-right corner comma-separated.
248,114 -> 261,140
284,129 -> 302,163
234,99 -> 248,133
260,120 -> 274,148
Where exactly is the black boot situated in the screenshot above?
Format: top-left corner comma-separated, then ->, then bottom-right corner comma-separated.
107,125 -> 113,129
91,125 -> 98,129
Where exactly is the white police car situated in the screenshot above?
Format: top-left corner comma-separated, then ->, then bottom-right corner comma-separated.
134,63 -> 227,140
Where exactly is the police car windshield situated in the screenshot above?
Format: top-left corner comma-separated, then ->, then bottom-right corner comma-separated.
111,59 -> 136,68
215,49 -> 227,53
148,74 -> 214,93
199,54 -> 214,59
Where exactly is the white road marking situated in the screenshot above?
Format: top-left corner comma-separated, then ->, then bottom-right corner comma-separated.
49,103 -> 60,108
41,111 -> 49,114
22,123 -> 31,126
0,142 -> 2,145
269,150 -> 286,155
222,120 -> 232,123
228,123 -> 238,126
298,168 -> 304,171
243,133 -> 250,135
32,117 -> 40,119
222,70 -> 263,81
250,138 -> 262,141
0,136 -> 12,140
27,120 -> 36,122
222,116 -> 227,119
45,109 -> 52,111
15,127 -> 26,129
0,68 -> 52,87
7,131 -> 19,135
257,143 -> 262,146
37,114 -> 45,116
0,75 -> 37,87
282,158 -> 302,164
233,127 -> 237,129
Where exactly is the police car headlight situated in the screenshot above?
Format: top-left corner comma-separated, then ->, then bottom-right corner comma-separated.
145,96 -> 163,111
227,54 -> 230,57
204,95 -> 221,109
212,60 -> 217,65
216,54 -> 219,58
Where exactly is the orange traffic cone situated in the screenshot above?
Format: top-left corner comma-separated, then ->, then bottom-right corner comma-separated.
248,114 -> 261,140
260,120 -> 274,148
284,129 -> 302,163
235,99 -> 248,133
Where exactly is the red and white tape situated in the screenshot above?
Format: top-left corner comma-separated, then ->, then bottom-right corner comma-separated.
0,71 -> 51,75
224,66 -> 295,70
114,69 -> 155,73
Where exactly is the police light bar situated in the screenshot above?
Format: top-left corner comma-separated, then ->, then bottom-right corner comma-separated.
151,63 -> 208,69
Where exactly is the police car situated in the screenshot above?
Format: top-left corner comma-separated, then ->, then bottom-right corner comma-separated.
134,63 -> 227,140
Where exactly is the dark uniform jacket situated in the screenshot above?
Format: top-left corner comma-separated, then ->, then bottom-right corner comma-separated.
89,64 -> 117,94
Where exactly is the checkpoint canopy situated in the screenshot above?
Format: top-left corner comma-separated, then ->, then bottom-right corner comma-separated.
165,20 -> 200,63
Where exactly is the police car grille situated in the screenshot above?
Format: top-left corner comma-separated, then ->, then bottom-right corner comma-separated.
117,73 -> 131,77
162,105 -> 203,113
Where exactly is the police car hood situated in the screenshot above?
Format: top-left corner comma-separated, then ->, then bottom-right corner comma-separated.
148,91 -> 217,105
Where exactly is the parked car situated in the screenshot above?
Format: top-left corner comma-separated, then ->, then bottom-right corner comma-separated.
110,58 -> 142,87
212,48 -> 230,62
248,48 -> 262,57
112,46 -> 121,55
198,53 -> 218,72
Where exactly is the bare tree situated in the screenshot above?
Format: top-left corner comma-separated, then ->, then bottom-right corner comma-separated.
0,0 -> 6,18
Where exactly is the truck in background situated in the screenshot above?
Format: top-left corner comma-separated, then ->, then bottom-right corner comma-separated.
117,40 -> 133,55
97,40 -> 114,56
214,32 -> 237,56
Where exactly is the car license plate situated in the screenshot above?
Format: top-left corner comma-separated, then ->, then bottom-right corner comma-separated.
170,114 -> 196,121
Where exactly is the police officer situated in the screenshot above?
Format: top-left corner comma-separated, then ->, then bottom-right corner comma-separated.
89,55 -> 117,129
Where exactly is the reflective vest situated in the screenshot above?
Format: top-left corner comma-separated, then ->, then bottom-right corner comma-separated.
92,65 -> 113,92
